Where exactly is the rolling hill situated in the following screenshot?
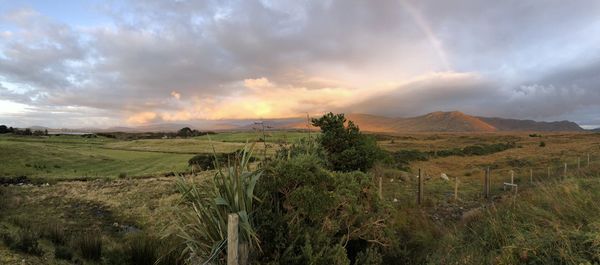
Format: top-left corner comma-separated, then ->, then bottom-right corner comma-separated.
287,111 -> 584,133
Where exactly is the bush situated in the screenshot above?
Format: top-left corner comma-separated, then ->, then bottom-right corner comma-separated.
311,113 -> 384,172
118,172 -> 128,179
392,150 -> 429,170
254,154 -> 390,264
187,154 -> 219,171
54,245 -> 74,260
540,141 -> 546,147
188,150 -> 256,171
75,232 -> 102,261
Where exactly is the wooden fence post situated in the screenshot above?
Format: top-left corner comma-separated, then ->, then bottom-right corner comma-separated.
564,163 -> 568,179
417,169 -> 423,205
227,214 -> 239,265
454,177 -> 459,202
588,153 -> 591,167
578,157 -> 581,170
484,168 -> 490,199
530,169 -> 533,184
378,176 -> 383,200
510,170 -> 514,184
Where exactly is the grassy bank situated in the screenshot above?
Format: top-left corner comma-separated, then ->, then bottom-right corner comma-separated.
431,176 -> 600,264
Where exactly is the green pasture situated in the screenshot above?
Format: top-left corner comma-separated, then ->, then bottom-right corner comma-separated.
196,130 -> 316,143
0,131 -> 312,180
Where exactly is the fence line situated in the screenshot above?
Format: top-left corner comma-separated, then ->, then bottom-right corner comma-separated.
378,152 -> 599,207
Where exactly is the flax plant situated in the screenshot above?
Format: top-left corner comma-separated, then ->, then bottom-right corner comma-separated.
175,143 -> 262,264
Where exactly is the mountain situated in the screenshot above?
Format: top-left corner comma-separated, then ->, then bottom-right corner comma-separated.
478,117 -> 583,132
29,126 -> 50,131
282,111 -> 584,133
47,111 -> 583,133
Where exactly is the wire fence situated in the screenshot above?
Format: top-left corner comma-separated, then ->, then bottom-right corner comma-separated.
377,152 -> 600,209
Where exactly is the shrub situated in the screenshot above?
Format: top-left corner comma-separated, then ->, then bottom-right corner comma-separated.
188,150 -> 255,171
54,245 -> 74,260
118,172 -> 128,179
187,153 -> 218,170
75,232 -> 102,261
540,141 -> 546,147
274,137 -> 324,161
392,150 -> 429,170
254,154 -> 390,264
311,112 -> 384,172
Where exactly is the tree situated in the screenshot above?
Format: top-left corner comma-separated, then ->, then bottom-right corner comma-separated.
311,113 -> 383,172
177,127 -> 193,137
0,125 -> 8,134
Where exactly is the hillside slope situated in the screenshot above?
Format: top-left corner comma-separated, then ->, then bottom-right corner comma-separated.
322,111 -> 583,133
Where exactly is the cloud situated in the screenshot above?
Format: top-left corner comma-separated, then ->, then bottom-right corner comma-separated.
170,91 -> 181,100
1,1 -> 600,127
127,111 -> 158,124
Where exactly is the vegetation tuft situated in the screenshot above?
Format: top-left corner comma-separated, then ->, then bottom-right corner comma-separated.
74,232 -> 103,261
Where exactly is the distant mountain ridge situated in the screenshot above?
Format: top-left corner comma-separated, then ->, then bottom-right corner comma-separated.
341,111 -> 584,133
19,111 -> 584,133
286,111 -> 584,133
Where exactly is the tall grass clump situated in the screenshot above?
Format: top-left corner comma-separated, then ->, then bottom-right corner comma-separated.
41,221 -> 68,245
2,228 -> 43,255
74,232 -> 102,261
431,178 -> 600,264
175,143 -> 262,264
124,234 -> 160,265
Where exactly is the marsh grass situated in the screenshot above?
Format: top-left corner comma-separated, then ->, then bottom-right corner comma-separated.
74,232 -> 102,261
2,228 -> 43,256
40,222 -> 68,245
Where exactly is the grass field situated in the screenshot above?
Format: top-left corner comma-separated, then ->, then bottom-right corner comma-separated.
195,130 -> 317,143
2,131 -> 600,264
0,136 -> 190,179
0,131 -> 316,179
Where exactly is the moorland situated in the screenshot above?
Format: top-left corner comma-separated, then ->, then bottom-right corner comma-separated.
1,113 -> 600,264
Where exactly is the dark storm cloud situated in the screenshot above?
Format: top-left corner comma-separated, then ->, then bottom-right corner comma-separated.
0,0 -> 600,127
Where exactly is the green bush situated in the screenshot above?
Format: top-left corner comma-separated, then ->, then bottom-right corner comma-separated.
392,150 -> 429,170
311,113 -> 384,172
254,154 -> 390,264
540,141 -> 546,147
188,150 -> 256,171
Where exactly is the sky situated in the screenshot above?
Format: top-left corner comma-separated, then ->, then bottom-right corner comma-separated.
1,0 -> 600,129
